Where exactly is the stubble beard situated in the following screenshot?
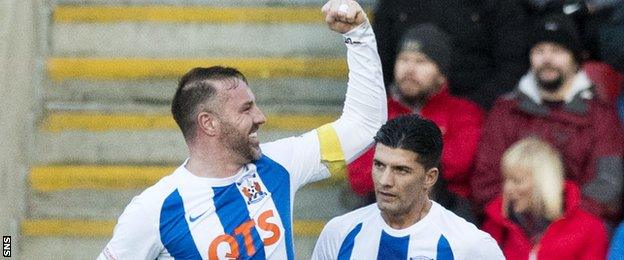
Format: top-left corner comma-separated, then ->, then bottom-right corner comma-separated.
397,78 -> 437,107
219,120 -> 262,163
536,66 -> 564,92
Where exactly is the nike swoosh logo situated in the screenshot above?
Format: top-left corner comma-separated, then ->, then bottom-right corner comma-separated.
189,210 -> 208,222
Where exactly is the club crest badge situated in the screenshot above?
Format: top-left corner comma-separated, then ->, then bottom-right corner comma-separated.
236,172 -> 267,205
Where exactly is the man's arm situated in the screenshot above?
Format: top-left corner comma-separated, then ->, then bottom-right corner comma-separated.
261,0 -> 386,189
321,0 -> 387,163
97,197 -> 163,260
582,105 -> 624,219
466,231 -> 505,259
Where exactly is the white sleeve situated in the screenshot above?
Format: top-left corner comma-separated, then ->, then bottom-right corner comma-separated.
261,21 -> 386,190
97,197 -> 163,260
261,131 -> 326,193
311,218 -> 343,260
465,233 -> 505,260
331,20 -> 387,163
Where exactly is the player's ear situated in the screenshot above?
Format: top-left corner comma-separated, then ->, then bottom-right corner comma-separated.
197,111 -> 218,137
423,167 -> 438,190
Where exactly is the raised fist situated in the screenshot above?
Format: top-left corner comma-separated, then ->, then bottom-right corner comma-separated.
322,0 -> 367,34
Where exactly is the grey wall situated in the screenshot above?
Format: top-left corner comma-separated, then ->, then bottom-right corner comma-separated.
0,0 -> 46,257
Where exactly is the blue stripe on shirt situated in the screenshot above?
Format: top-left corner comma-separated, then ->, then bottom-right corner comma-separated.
256,155 -> 294,260
436,234 -> 454,260
213,184 -> 267,259
159,189 -> 202,259
338,223 -> 363,260
377,230 -> 409,260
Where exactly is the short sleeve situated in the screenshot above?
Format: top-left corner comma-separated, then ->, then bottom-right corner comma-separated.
97,196 -> 163,260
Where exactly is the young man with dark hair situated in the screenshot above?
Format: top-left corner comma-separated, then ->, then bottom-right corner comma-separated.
98,0 -> 387,258
313,115 -> 503,260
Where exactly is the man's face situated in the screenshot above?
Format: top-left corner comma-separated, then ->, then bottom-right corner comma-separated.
214,79 -> 266,162
394,51 -> 445,104
372,144 -> 437,218
530,42 -> 578,92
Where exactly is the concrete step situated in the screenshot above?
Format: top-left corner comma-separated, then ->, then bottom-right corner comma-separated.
34,129 -> 298,165
20,232 -> 319,259
53,22 -> 343,58
20,237 -> 109,260
53,23 -> 343,58
51,6 -> 353,58
54,6 -> 328,24
34,110 -> 339,164
48,57 -> 347,82
55,0 -> 375,7
47,78 -> 347,109
41,111 -> 337,132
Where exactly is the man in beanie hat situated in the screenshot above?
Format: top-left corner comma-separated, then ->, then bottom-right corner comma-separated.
472,14 -> 624,225
372,0 -> 529,110
348,24 -> 483,223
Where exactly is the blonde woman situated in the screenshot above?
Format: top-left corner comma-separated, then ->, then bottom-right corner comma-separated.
482,137 -> 608,260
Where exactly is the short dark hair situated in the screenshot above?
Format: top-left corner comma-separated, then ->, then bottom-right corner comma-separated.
171,66 -> 248,141
373,114 -> 443,170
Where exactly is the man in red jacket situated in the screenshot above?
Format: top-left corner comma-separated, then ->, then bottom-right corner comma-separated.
348,24 -> 484,207
472,14 -> 624,224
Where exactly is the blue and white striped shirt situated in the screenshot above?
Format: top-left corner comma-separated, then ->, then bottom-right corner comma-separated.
312,202 -> 504,260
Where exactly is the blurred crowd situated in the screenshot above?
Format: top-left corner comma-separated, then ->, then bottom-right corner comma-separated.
345,0 -> 624,259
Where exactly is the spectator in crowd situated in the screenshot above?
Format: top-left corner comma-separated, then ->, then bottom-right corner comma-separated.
521,0 -> 624,62
609,221 -> 624,259
483,137 -> 609,260
347,24 -> 483,221
522,0 -> 624,93
472,14 -> 624,224
373,0 -> 529,109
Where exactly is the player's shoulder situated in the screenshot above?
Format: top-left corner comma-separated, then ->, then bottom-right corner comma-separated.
432,202 -> 492,242
432,202 -> 503,257
260,130 -> 318,155
324,203 -> 378,233
129,167 -> 181,212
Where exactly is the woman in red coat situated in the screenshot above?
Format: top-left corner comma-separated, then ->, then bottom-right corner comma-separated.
482,137 -> 608,260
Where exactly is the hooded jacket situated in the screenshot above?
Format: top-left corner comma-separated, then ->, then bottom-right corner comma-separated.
482,182 -> 608,260
472,70 -> 624,222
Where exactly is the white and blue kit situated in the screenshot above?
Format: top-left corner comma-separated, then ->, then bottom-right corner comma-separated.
312,202 -> 504,260
98,22 -> 386,260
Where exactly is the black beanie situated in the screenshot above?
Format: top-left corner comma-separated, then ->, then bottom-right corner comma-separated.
398,24 -> 452,77
530,14 -> 582,63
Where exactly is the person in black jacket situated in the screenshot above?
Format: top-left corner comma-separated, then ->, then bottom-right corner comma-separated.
373,0 -> 530,109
